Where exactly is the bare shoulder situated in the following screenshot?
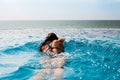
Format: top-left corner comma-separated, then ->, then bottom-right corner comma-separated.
58,38 -> 65,42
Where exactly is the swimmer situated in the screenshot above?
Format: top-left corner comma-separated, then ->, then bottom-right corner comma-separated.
30,33 -> 65,80
40,33 -> 65,54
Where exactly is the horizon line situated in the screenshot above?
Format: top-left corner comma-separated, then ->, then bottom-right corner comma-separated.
0,19 -> 120,21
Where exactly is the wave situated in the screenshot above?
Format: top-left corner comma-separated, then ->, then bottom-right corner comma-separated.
0,67 -> 33,80
65,39 -> 119,54
0,35 -> 120,80
2,41 -> 41,54
1,38 -> 119,56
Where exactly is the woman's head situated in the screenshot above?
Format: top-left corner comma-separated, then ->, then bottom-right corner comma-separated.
40,33 -> 58,52
46,33 -> 58,42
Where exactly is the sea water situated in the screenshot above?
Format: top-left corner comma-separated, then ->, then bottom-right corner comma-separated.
0,20 -> 120,80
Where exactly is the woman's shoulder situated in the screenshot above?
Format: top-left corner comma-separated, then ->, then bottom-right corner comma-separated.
58,38 -> 65,41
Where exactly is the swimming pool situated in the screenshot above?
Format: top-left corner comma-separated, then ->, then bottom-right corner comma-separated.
0,29 -> 120,80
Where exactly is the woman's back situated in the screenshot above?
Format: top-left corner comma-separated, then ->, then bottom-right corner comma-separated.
51,38 -> 65,53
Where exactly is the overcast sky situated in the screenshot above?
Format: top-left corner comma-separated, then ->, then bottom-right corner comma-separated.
0,0 -> 120,20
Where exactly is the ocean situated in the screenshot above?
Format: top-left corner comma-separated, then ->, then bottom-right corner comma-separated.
0,20 -> 120,29
0,20 -> 120,80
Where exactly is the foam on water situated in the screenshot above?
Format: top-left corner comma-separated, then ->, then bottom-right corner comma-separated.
0,28 -> 120,80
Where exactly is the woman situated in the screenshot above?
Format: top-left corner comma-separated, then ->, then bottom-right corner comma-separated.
31,33 -> 65,80
40,33 -> 65,54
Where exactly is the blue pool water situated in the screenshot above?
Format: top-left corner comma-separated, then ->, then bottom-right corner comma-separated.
0,29 -> 120,80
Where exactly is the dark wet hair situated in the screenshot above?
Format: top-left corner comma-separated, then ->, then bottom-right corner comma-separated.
39,33 -> 58,52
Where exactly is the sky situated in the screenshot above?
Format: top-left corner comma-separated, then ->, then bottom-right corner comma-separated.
0,0 -> 120,20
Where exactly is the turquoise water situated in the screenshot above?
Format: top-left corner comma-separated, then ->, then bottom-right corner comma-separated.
0,21 -> 120,80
